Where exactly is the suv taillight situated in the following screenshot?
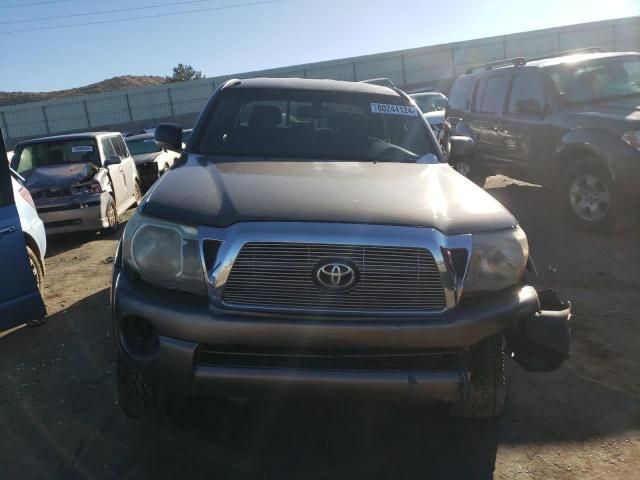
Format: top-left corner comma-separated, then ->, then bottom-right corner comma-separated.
19,186 -> 36,210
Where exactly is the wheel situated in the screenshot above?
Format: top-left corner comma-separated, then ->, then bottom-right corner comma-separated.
26,245 -> 44,294
104,197 -> 120,233
25,245 -> 47,327
450,336 -> 506,419
452,160 -> 487,187
133,180 -> 143,206
117,352 -> 171,424
560,157 -> 618,231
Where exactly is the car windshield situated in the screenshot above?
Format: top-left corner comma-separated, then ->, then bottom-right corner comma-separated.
126,137 -> 160,155
11,139 -> 100,175
547,55 -> 640,104
412,93 -> 447,112
195,89 -> 438,162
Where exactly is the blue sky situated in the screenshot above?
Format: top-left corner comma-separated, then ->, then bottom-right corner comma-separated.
0,0 -> 638,92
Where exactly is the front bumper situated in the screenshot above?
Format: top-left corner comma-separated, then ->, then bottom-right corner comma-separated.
112,272 -> 570,399
35,192 -> 111,234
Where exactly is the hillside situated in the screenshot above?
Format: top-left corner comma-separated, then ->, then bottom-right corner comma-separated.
0,75 -> 166,107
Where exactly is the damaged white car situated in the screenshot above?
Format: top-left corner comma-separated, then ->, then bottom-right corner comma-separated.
11,132 -> 141,235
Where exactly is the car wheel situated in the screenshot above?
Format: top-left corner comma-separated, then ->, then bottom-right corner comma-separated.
452,160 -> 487,187
134,180 -> 143,206
26,245 -> 44,294
25,245 -> 47,327
117,352 -> 172,424
450,335 -> 506,419
104,198 -> 120,233
560,157 -> 618,231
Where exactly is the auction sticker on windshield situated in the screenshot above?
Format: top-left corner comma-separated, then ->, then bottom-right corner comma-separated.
371,103 -> 418,116
71,145 -> 94,153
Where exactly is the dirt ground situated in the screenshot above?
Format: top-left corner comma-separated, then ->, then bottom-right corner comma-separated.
1,176 -> 639,480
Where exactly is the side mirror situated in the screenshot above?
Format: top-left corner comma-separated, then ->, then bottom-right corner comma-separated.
104,155 -> 122,167
155,123 -> 183,153
515,99 -> 543,116
448,136 -> 476,160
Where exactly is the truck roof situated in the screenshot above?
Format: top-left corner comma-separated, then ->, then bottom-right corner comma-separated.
16,131 -> 118,146
223,77 -> 402,97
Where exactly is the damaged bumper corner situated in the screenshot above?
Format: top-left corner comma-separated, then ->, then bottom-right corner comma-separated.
509,289 -> 572,372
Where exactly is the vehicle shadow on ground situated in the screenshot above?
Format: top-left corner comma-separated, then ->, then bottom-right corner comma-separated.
1,289 -> 638,479
45,222 -> 127,257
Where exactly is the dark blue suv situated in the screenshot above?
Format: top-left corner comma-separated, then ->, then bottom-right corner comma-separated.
444,49 -> 640,231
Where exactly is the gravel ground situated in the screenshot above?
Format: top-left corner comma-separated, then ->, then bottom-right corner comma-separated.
0,176 -> 638,480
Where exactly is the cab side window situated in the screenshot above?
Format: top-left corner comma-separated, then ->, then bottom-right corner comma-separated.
507,74 -> 546,115
101,137 -> 116,161
112,136 -> 129,158
478,75 -> 510,114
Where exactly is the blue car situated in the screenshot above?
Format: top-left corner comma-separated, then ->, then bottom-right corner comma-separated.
0,133 -> 46,330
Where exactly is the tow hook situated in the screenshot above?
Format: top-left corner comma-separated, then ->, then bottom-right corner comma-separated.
508,289 -> 572,372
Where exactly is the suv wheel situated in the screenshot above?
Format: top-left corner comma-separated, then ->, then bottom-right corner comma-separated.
450,335 -> 506,419
117,352 -> 172,424
561,157 -> 617,231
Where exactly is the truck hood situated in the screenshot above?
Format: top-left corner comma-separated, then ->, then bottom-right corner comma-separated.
566,96 -> 640,123
142,157 -> 516,235
22,163 -> 98,192
133,152 -> 161,165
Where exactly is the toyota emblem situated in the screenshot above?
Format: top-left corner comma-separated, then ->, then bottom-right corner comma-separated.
313,259 -> 358,292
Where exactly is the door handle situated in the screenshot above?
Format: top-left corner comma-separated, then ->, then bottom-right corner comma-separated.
0,225 -> 18,236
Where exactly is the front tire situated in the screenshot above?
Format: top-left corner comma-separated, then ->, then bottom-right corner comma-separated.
450,336 -> 506,419
117,352 -> 170,424
104,197 -> 119,233
133,180 -> 143,206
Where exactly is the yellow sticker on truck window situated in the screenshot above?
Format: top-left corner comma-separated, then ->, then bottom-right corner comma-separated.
371,103 -> 418,116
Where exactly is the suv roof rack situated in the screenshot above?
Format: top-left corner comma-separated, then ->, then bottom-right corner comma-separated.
465,57 -> 525,74
527,47 -> 603,62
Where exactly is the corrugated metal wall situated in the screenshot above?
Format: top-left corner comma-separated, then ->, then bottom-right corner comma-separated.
2,15 -> 639,144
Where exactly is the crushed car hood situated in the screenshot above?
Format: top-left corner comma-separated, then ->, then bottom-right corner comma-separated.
133,152 -> 161,165
22,163 -> 98,192
142,157 -> 517,235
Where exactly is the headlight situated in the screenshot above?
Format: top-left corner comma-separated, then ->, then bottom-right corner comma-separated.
463,226 -> 529,295
622,131 -> 640,151
121,213 -> 205,295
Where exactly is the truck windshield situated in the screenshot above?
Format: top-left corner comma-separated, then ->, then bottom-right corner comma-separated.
195,89 -> 438,162
126,137 -> 161,155
12,139 -> 100,175
547,55 -> 640,105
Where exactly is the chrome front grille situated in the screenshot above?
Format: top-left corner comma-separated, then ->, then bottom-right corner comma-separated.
222,243 -> 446,313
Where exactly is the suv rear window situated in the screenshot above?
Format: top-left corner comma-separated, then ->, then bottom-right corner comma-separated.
478,75 -> 510,113
195,89 -> 438,162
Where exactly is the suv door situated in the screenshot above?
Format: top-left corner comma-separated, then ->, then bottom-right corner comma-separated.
469,73 -> 512,173
101,136 -> 128,208
500,71 -> 557,184
0,132 -> 46,330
